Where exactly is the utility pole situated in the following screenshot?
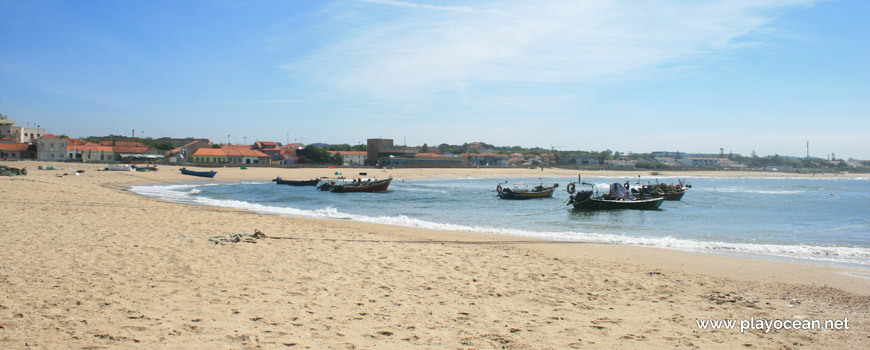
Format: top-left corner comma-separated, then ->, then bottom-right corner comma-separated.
243,136 -> 247,145
227,135 -> 230,145
806,140 -> 809,159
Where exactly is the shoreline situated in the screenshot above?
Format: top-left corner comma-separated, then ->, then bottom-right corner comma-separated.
2,161 -> 868,348
128,168 -> 870,274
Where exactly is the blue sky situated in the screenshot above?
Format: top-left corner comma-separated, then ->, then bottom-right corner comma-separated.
1,0 -> 868,158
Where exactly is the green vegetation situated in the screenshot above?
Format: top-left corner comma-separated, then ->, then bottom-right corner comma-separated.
297,145 -> 341,165
324,144 -> 366,152
84,135 -> 174,150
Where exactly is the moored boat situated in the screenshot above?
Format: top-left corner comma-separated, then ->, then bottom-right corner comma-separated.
631,180 -> 691,201
180,167 -> 217,178
318,178 -> 392,192
496,183 -> 559,199
567,181 -> 663,210
273,177 -> 321,186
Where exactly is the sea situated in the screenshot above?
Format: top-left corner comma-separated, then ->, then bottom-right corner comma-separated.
131,175 -> 870,269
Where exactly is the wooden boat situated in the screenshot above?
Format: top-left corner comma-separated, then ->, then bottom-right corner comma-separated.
106,164 -> 132,171
272,177 -> 320,186
318,178 -> 392,192
567,182 -> 663,210
133,165 -> 158,172
496,183 -> 558,199
180,167 -> 217,178
631,181 -> 690,201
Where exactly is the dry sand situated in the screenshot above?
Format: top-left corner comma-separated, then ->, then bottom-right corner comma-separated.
1,161 -> 868,349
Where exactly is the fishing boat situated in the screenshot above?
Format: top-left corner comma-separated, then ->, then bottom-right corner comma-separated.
180,167 -> 217,178
318,177 -> 392,192
496,183 -> 559,199
106,164 -> 133,171
272,177 -> 321,186
133,165 -> 158,172
631,180 -> 691,201
567,181 -> 663,210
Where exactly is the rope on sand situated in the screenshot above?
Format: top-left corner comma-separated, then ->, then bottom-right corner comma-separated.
208,229 -> 267,244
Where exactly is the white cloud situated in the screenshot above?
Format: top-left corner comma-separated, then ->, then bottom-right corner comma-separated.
283,0 -> 815,100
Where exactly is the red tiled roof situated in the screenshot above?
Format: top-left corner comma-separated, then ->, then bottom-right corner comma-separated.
99,140 -> 146,148
192,148 -> 228,157
255,141 -> 280,150
67,138 -> 97,146
0,143 -> 29,151
113,146 -> 151,154
40,134 -> 59,139
223,146 -> 269,158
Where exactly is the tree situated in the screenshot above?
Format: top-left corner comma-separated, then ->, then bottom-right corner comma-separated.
420,143 -> 429,153
297,145 -> 341,164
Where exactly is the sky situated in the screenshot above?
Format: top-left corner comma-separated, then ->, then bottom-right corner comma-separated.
1,0 -> 868,159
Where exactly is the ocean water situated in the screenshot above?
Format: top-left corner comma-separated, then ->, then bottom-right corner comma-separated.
131,176 -> 870,268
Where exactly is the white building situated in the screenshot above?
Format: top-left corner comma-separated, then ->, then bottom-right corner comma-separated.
329,151 -> 367,165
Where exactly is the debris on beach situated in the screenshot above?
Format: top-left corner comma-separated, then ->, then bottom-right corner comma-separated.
0,165 -> 27,176
208,229 -> 267,244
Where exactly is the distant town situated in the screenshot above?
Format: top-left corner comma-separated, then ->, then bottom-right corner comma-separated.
1,113 -> 868,173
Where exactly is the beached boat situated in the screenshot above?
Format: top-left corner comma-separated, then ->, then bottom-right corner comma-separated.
568,182 -> 664,210
106,164 -> 133,171
496,183 -> 559,199
272,177 -> 321,186
133,165 -> 158,172
318,178 -> 392,192
180,167 -> 217,178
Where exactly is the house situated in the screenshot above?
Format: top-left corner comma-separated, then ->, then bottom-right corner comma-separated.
164,139 -> 211,164
37,134 -> 68,161
467,152 -> 509,167
78,145 -> 115,163
0,143 -> 30,160
280,147 -> 299,165
605,157 -> 636,167
559,155 -> 601,166
253,141 -> 283,162
366,139 -> 417,166
66,141 -> 116,163
190,148 -> 228,164
0,114 -> 45,144
328,151 -> 367,166
655,156 -> 679,167
539,153 -> 555,165
223,145 -> 271,165
677,157 -> 726,167
508,157 -> 526,165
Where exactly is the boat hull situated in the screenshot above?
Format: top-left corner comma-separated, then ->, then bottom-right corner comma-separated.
497,187 -> 556,199
273,177 -> 319,186
180,168 -> 217,178
321,178 -> 392,192
572,197 -> 664,210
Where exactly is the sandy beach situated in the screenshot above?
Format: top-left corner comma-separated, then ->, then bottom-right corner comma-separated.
1,161 -> 868,349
